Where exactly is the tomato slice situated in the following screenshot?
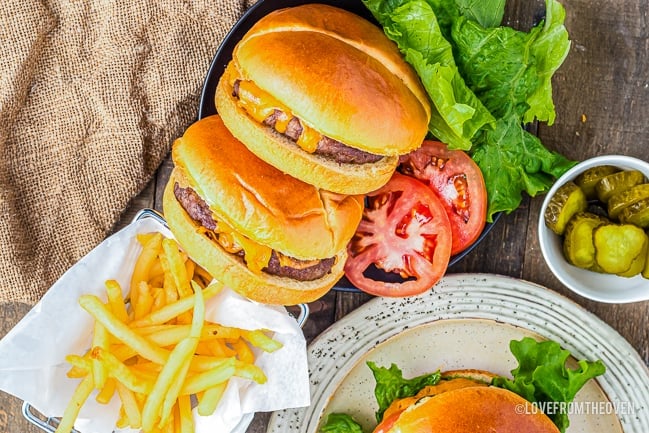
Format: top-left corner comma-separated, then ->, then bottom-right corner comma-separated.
344,173 -> 452,297
399,140 -> 487,255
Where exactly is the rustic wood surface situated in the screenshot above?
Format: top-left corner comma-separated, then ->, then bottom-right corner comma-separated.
1,0 -> 648,431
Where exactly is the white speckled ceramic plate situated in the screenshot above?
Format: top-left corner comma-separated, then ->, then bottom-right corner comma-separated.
267,274 -> 649,433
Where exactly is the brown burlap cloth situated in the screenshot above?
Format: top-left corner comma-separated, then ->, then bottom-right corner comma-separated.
0,0 -> 256,304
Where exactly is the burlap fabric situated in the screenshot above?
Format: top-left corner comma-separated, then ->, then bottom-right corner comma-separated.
0,0 -> 256,304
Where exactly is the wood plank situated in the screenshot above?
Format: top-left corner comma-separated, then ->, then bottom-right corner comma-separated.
0,302 -> 40,433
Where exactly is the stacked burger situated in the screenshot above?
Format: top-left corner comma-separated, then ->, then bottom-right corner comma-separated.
163,4 -> 431,305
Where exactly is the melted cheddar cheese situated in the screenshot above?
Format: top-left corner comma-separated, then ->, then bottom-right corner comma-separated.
199,220 -> 272,275
234,79 -> 321,153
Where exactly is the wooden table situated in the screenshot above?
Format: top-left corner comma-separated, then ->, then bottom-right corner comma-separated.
1,0 -> 648,431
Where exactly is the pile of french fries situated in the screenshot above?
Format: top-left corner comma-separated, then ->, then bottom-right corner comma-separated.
56,232 -> 283,433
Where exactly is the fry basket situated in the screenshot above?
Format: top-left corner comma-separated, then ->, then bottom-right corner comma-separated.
21,208 -> 310,432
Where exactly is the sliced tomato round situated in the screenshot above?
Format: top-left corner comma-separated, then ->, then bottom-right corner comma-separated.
344,173 -> 452,297
399,140 -> 487,255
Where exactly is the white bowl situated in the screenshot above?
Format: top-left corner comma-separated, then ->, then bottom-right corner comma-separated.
538,155 -> 649,303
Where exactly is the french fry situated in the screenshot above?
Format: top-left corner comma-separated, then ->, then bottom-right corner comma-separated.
96,377 -> 116,404
141,336 -> 198,431
104,280 -> 129,323
66,353 -> 91,378
91,346 -> 154,394
180,358 -> 237,395
241,329 -> 283,353
151,287 -> 166,312
129,281 -> 223,328
234,360 -> 268,384
161,238 -> 192,299
54,375 -> 93,433
177,394 -> 193,433
130,232 -> 163,306
79,295 -> 168,364
158,287 -> 205,427
134,281 -> 154,320
197,380 -> 227,416
91,320 -> 110,389
115,380 -> 142,429
230,338 -> 255,364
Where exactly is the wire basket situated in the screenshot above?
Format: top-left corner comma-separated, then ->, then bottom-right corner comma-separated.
22,208 -> 310,432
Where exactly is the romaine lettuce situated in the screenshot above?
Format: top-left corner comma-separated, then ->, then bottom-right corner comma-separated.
364,0 -> 495,151
362,0 -> 576,220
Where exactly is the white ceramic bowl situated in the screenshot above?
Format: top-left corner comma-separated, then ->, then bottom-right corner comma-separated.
538,155 -> 649,303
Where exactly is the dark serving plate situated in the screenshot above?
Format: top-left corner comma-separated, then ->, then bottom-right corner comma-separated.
197,0 -> 501,292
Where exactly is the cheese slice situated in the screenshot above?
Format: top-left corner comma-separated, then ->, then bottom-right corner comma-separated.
235,79 -> 321,153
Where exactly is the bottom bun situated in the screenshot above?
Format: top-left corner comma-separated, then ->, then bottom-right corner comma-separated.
215,63 -> 398,195
383,385 -> 560,433
162,179 -> 342,305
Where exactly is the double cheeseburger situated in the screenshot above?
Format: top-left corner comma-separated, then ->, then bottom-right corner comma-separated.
162,115 -> 363,305
373,370 -> 560,433
216,4 -> 431,195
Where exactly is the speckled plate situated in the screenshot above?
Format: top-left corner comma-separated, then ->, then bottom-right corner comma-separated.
267,274 -> 649,433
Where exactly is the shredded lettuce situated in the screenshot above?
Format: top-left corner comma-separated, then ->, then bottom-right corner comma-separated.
492,337 -> 607,433
362,0 -> 576,221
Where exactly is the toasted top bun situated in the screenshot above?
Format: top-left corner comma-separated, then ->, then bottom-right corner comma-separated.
171,115 -> 364,260
216,63 -> 400,195
232,4 -> 431,156
377,376 -> 561,433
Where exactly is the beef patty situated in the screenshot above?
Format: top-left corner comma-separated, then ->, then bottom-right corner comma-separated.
233,80 -> 383,164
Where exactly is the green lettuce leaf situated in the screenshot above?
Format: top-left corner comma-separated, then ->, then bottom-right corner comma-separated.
451,18 -> 543,120
492,337 -> 607,433
471,115 -> 576,220
368,361 -> 441,422
453,0 -> 507,28
362,0 -> 495,150
524,0 -> 571,124
320,413 -> 365,433
364,0 -> 574,220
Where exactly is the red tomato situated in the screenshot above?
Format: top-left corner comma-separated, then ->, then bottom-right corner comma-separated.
344,173 -> 452,297
399,140 -> 487,255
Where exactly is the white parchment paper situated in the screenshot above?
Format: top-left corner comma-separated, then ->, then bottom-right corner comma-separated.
0,216 -> 310,433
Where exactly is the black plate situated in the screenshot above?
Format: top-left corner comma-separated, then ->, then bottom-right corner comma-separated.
197,0 -> 500,292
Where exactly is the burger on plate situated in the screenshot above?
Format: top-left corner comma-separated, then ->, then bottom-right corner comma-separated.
215,4 -> 431,195
321,337 -> 606,433
162,115 -> 364,305
372,370 -> 561,433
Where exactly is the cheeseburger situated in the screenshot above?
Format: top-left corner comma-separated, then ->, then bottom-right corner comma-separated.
321,338 -> 606,433
162,115 -> 364,305
373,370 -> 560,433
215,4 -> 431,195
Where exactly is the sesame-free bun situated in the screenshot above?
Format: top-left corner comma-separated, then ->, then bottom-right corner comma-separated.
163,176 -> 347,305
376,370 -> 560,433
216,4 -> 431,194
216,64 -> 399,195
